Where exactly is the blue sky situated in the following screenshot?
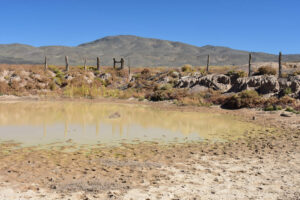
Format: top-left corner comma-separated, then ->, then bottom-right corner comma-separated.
0,0 -> 299,54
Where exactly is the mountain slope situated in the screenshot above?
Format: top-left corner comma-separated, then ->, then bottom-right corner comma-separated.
0,35 -> 299,66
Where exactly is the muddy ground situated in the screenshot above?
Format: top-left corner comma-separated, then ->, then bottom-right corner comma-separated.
0,97 -> 299,200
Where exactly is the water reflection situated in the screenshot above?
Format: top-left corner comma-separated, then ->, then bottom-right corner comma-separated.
0,101 -> 264,146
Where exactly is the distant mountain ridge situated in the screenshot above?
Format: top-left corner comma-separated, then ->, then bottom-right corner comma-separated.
0,35 -> 299,67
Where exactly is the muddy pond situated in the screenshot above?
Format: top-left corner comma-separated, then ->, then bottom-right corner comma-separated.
0,101 -> 267,147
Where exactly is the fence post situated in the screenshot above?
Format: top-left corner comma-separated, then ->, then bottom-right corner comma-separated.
248,53 -> 252,77
65,56 -> 69,72
278,52 -> 282,78
44,56 -> 48,71
84,58 -> 87,70
128,57 -> 131,81
206,55 -> 210,73
97,57 -> 100,71
120,58 -> 124,69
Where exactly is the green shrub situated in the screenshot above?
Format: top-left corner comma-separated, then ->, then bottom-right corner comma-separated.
256,66 -> 276,75
264,105 -> 282,111
283,87 -> 292,95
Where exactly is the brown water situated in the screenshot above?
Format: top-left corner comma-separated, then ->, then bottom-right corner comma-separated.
0,101 -> 266,146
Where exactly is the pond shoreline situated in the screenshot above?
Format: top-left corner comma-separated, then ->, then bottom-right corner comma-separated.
0,96 -> 299,199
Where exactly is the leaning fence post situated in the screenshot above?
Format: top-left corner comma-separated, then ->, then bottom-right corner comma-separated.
206,55 -> 210,73
84,58 -> 87,70
278,52 -> 282,78
65,56 -> 69,71
97,57 -> 100,71
248,53 -> 252,77
44,56 -> 48,71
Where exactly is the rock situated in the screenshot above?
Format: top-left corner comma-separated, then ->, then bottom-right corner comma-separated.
198,74 -> 231,92
31,74 -> 42,82
65,74 -> 73,81
99,73 -> 112,80
290,79 -> 300,93
20,70 -> 30,77
176,75 -> 199,88
84,76 -> 93,84
170,71 -> 179,78
158,76 -> 170,84
10,75 -> 21,82
87,72 -> 95,79
229,75 -> 279,95
258,76 -> 280,94
190,85 -> 209,93
176,74 -> 231,92
47,71 -> 56,78
280,112 -> 293,117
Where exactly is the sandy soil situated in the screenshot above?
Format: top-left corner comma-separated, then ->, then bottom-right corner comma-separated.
0,97 -> 299,200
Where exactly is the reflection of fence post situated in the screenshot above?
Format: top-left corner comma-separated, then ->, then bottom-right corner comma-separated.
84,58 -> 87,70
278,52 -> 282,78
97,57 -> 100,71
44,56 -> 48,71
248,53 -> 252,77
65,56 -> 69,71
206,54 -> 210,73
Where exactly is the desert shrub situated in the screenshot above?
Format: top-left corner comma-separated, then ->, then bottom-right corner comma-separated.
284,107 -> 300,114
291,70 -> 300,76
181,64 -> 193,72
277,95 -> 296,105
256,66 -> 276,75
158,83 -> 173,90
226,70 -> 247,78
49,82 -> 56,91
146,88 -> 188,101
141,68 -> 150,75
222,90 -> 261,109
264,105 -> 282,111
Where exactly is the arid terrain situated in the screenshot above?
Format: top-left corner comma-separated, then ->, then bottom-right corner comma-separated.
0,98 -> 299,199
0,63 -> 299,199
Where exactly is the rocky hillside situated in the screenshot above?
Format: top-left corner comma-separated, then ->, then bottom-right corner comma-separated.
0,35 -> 300,67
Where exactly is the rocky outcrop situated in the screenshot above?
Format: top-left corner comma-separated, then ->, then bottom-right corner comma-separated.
176,74 -> 231,92
229,75 -> 280,94
176,74 -> 300,98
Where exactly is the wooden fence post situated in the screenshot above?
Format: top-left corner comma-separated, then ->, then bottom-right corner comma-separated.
97,57 -> 100,71
128,57 -> 131,75
44,56 -> 48,71
206,55 -> 210,73
84,58 -> 87,70
65,56 -> 69,71
278,52 -> 282,78
120,58 -> 124,69
128,57 -> 131,81
248,53 -> 252,77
